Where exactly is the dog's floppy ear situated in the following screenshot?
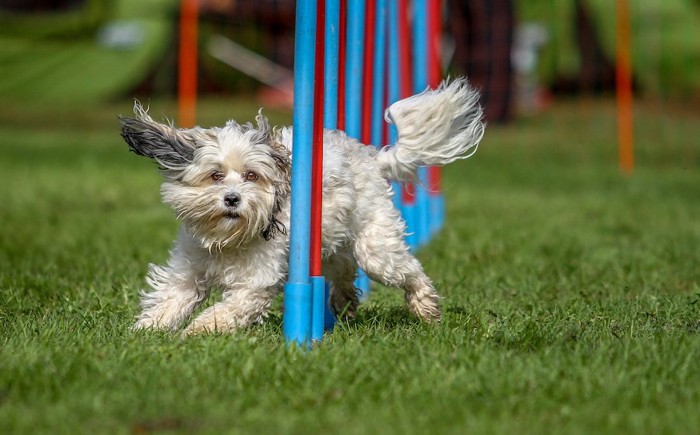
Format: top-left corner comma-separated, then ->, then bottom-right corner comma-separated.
119,101 -> 196,173
261,127 -> 292,241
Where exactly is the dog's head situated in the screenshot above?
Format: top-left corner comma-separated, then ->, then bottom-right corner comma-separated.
119,102 -> 291,250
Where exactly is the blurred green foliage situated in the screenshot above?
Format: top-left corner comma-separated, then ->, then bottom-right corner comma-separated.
518,0 -> 700,98
0,0 -> 114,39
0,0 -> 177,103
0,0 -> 697,103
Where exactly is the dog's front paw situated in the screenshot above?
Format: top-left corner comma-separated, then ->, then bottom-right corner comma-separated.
132,316 -> 170,331
182,318 -> 221,336
182,306 -> 237,336
406,291 -> 441,323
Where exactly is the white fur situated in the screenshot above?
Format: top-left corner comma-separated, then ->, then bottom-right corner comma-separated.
120,78 -> 484,334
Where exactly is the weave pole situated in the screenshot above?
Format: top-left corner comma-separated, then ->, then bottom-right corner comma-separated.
391,0 -> 418,249
325,0 -> 340,131
387,0 -> 402,213
337,0 -> 347,131
370,1 -> 387,163
284,0 -> 448,345
178,0 -> 198,128
284,0 -> 319,345
309,0 -> 327,341
361,0 -> 377,145
412,0 -> 431,247
427,0 -> 444,234
345,1 -> 365,139
322,0 -> 340,331
345,1 -> 371,296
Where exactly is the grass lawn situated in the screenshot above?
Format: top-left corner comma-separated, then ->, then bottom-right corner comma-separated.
0,98 -> 698,434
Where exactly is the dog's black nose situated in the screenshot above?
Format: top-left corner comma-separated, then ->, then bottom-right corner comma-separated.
224,192 -> 241,208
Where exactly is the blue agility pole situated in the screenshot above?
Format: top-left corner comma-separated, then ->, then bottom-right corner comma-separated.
324,0 -> 340,131
345,0 -> 371,297
387,0 -> 418,249
412,0 -> 432,247
345,1 -> 365,138
322,0 -> 340,332
387,0 -> 402,211
284,0 -> 318,345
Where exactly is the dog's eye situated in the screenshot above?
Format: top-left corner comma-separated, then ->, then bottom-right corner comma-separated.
211,171 -> 225,183
244,171 -> 259,182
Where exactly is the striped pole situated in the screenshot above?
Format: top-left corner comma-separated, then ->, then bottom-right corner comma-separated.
309,0 -> 327,341
284,0 -> 318,345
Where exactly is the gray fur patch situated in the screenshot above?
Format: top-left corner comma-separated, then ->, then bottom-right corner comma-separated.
119,116 -> 195,172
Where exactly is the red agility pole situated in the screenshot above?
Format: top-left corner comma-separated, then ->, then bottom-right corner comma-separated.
398,0 -> 415,208
337,0 -> 347,131
361,0 -> 377,145
178,0 -> 198,128
310,0 -> 326,280
309,0 -> 327,340
398,0 -> 412,99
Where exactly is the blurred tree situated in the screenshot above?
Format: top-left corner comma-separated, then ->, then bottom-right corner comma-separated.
549,0 -> 618,94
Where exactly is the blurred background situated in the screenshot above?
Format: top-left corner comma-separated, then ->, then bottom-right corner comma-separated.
0,0 -> 698,123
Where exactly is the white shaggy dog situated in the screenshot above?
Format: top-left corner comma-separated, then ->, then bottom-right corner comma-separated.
119,78 -> 485,334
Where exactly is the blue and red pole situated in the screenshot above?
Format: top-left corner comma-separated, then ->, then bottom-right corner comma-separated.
309,0 -> 327,341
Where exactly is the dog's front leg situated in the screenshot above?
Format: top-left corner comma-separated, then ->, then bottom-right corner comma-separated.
183,285 -> 278,335
133,258 -> 207,331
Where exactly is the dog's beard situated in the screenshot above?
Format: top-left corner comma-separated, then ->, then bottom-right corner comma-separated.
162,182 -> 276,251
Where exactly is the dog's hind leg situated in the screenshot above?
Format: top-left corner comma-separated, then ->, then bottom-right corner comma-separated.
352,208 -> 441,322
324,250 -> 361,320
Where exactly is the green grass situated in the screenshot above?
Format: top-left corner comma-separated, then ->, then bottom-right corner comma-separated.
1,98 -> 699,434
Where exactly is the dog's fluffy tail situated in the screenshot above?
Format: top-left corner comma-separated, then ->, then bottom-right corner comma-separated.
376,77 -> 484,181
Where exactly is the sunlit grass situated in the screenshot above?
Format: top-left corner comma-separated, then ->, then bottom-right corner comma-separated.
1,98 -> 698,434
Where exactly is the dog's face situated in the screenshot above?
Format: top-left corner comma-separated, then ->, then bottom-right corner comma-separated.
120,104 -> 290,250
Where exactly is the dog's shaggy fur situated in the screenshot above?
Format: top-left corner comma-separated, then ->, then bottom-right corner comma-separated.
119,78 -> 485,334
